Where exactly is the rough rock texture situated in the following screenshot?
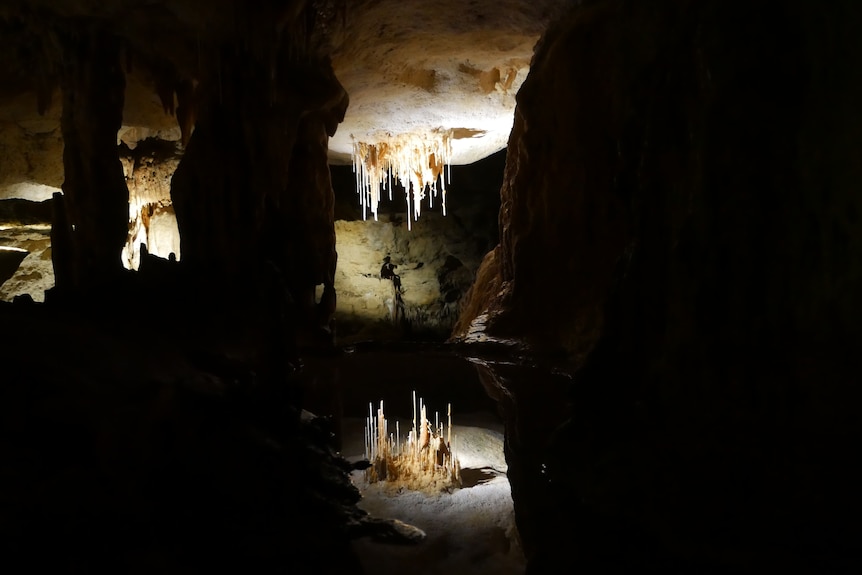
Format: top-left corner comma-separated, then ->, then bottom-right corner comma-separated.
0,73 -> 179,206
333,214 -> 481,341
170,49 -> 344,282
0,10 -> 64,201
455,1 -> 862,572
327,0 -> 568,165
120,139 -> 182,270
0,246 -> 27,287
330,152 -> 501,342
11,0 -> 861,573
0,90 -> 63,201
0,16 -> 186,290
0,301 -> 403,573
0,199 -> 53,301
282,113 -> 342,333
1,0 -> 530,316
53,28 -> 130,290
0,2 -> 379,571
0,1 -> 349,336
117,70 -> 183,149
0,226 -> 52,302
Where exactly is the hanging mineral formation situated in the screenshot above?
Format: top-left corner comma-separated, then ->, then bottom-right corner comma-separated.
352,130 -> 453,230
363,391 -> 461,491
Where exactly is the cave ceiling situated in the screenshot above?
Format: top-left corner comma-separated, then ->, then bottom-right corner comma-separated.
0,0 -> 567,202
327,0 -> 566,165
0,0 -> 567,170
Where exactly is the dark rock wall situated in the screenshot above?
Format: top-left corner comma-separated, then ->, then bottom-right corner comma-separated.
165,8 -> 347,335
457,1 -> 862,572
170,51 -> 345,280
0,301 -> 371,574
18,1 -> 348,336
1,4 -> 374,572
55,29 -> 129,290
282,111 -> 343,332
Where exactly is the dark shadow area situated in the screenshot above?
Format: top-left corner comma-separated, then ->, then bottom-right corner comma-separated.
0,197 -> 53,226
459,467 -> 503,488
331,149 -> 504,247
301,341 -> 506,454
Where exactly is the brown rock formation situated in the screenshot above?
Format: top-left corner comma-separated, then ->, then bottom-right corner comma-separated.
456,0 -> 862,572
328,0 -> 564,166
0,1 -> 348,335
282,111 -> 344,333
0,246 -> 28,287
55,29 -> 130,289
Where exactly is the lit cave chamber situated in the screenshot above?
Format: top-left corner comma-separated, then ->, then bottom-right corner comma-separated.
2,1 -> 861,574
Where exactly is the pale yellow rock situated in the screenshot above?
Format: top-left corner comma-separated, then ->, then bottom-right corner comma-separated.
328,0 -> 563,165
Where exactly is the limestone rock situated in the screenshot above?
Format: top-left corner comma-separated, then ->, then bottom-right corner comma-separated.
328,0 -> 568,166
0,246 -> 28,288
456,1 -> 862,572
0,228 -> 52,302
355,516 -> 427,545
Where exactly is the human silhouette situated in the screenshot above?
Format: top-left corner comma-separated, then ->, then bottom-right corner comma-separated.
380,255 -> 402,293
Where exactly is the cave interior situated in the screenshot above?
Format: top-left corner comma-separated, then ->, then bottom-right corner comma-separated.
2,0 -> 862,573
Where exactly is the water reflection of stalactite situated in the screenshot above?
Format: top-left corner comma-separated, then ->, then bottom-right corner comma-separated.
394,285 -> 406,327
363,392 -> 461,492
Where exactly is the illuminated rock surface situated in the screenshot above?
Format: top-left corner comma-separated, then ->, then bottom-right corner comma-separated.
328,152 -> 500,342
330,0 -> 564,227
0,226 -> 51,301
1,1 -> 862,574
328,0 -> 563,166
0,245 -> 28,287
346,418 -> 524,575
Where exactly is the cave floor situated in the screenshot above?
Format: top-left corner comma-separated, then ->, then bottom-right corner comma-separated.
301,343 -> 525,574
0,300 -> 526,573
345,417 -> 524,575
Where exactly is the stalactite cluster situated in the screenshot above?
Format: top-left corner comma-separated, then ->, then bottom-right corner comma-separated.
352,130 -> 453,229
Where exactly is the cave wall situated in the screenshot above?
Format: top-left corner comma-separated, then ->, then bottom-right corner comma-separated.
458,0 -> 862,354
0,1 -> 349,342
120,139 -> 182,270
0,96 -> 63,202
456,0 -> 862,572
53,29 -> 130,290
281,112 -> 342,333
162,7 -> 348,339
329,152 -> 503,342
0,198 -> 53,302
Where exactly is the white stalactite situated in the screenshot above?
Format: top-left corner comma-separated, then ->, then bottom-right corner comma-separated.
351,130 -> 454,230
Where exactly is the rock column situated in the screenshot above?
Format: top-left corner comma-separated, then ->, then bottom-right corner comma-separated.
55,29 -> 129,291
169,26 -> 347,335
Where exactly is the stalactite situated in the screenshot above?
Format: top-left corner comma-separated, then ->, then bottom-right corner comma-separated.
351,130 -> 453,230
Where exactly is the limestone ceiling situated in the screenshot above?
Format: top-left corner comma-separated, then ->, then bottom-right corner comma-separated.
328,0 -> 566,165
0,0 -> 569,202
